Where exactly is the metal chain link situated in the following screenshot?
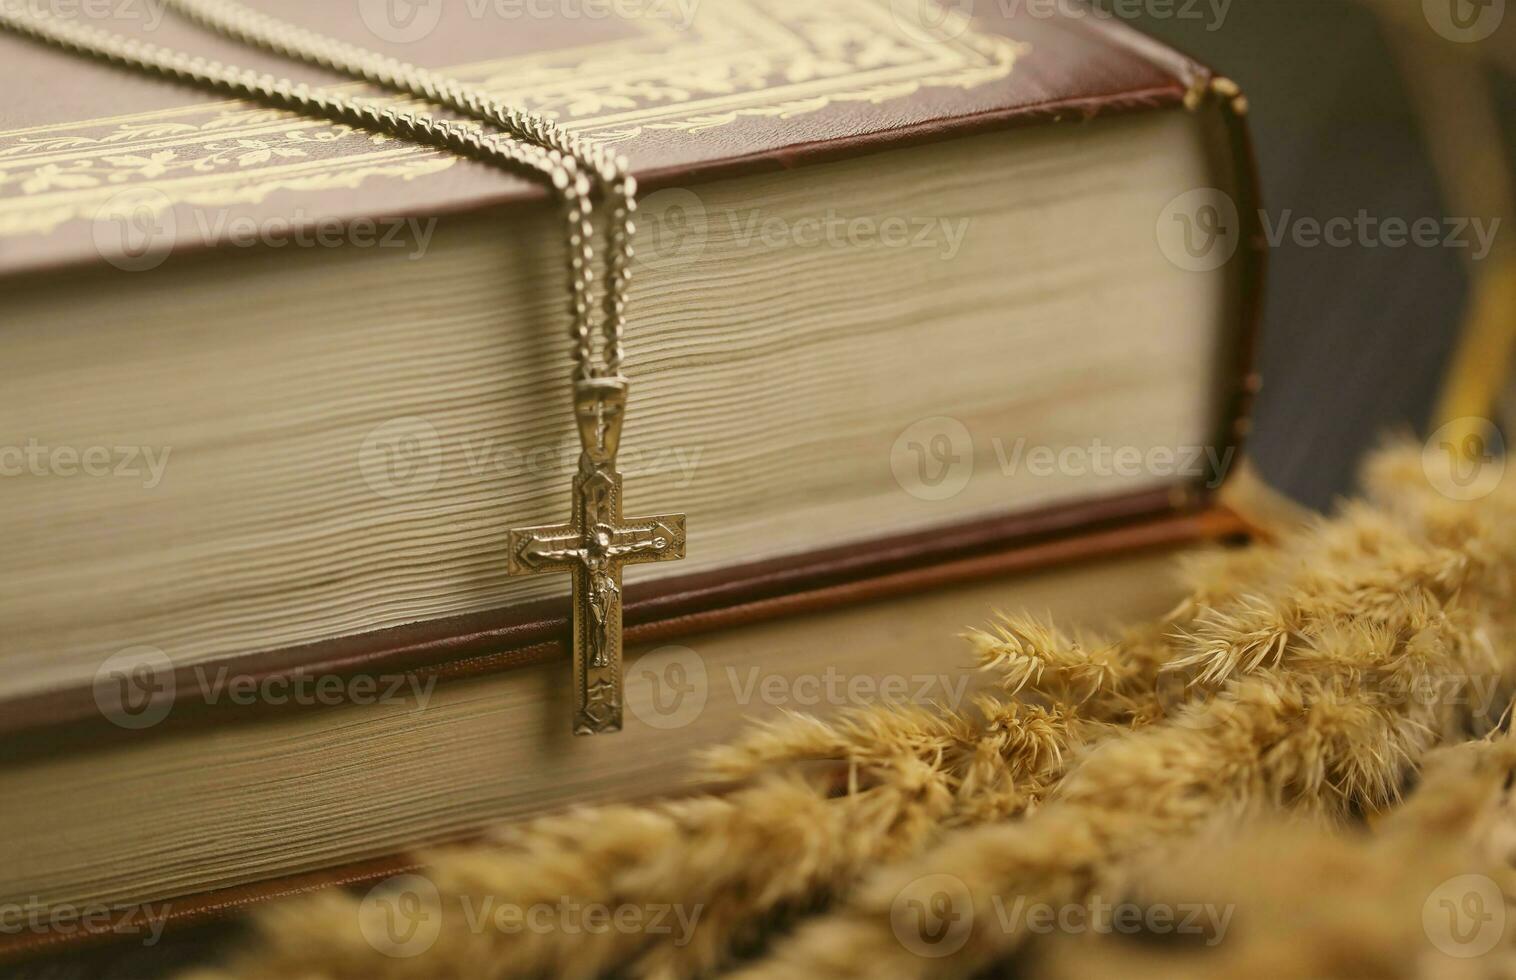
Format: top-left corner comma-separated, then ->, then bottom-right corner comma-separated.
0,2 -> 634,380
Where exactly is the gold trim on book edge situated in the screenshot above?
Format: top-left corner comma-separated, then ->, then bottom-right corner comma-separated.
0,0 -> 1026,238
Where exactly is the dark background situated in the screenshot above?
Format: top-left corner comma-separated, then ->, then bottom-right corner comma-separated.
1127,0 -> 1514,510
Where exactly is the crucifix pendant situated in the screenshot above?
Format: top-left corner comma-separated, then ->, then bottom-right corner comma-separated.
506,377 -> 686,735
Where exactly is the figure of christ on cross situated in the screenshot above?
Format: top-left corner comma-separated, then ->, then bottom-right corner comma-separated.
507,378 -> 686,735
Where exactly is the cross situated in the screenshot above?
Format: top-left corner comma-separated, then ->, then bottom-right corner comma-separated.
507,377 -> 685,735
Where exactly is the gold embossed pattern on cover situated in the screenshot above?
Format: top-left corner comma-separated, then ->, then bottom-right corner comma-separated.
0,0 -> 1025,239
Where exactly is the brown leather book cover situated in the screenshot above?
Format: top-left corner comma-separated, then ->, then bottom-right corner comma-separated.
0,0 -> 1264,741
1,0 -> 1253,270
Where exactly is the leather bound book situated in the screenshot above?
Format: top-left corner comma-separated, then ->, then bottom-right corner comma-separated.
0,0 -> 1262,951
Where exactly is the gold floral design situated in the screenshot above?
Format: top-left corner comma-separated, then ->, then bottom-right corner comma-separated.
0,0 -> 1026,238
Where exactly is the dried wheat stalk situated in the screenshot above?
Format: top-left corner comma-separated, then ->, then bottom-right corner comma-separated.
181,445 -> 1516,979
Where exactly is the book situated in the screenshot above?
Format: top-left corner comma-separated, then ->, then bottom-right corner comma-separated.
4,516 -> 1246,958
0,0 -> 1262,945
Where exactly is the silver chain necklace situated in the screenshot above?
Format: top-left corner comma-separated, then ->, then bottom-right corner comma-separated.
2,0 -> 688,735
